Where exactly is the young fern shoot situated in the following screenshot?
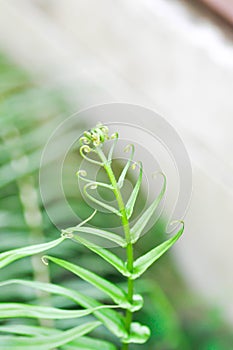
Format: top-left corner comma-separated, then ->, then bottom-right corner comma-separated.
0,123 -> 184,350
71,124 -> 184,349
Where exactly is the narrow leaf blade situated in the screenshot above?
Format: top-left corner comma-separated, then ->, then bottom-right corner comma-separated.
0,326 -> 117,350
71,236 -> 130,277
0,279 -> 127,338
133,222 -> 184,278
0,322 -> 100,350
0,325 -> 56,337
0,237 -> 65,269
118,144 -> 135,188
70,226 -> 126,247
131,173 -> 166,243
125,162 -> 142,219
44,255 -> 129,308
0,302 -> 115,320
84,184 -> 121,217
63,336 -> 117,350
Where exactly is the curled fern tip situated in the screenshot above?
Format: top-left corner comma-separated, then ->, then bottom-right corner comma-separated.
80,123 -> 110,148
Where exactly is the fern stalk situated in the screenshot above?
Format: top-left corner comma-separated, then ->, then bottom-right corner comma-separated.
96,147 -> 134,349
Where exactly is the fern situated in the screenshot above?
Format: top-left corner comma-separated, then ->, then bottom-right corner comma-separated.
0,123 -> 184,349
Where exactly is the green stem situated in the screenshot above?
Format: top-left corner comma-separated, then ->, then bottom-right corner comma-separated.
96,148 -> 134,350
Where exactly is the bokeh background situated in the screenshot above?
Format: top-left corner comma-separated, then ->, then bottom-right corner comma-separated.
0,1 -> 233,349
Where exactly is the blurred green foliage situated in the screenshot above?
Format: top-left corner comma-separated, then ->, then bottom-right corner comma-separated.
0,54 -> 232,349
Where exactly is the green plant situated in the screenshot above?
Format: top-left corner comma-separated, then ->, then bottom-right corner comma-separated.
0,123 -> 184,349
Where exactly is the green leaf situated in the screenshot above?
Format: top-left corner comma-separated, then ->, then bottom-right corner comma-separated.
123,322 -> 151,344
130,173 -> 166,243
77,170 -> 114,189
67,226 -> 126,247
63,336 -> 117,350
71,235 -> 130,277
0,326 -> 117,350
0,322 -> 100,349
84,183 -> 122,217
118,144 -> 135,188
0,325 -> 53,337
125,162 -> 142,219
44,255 -> 130,308
0,279 -> 127,338
0,302 -> 116,320
0,237 -> 65,269
133,222 -> 184,279
107,133 -> 118,163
